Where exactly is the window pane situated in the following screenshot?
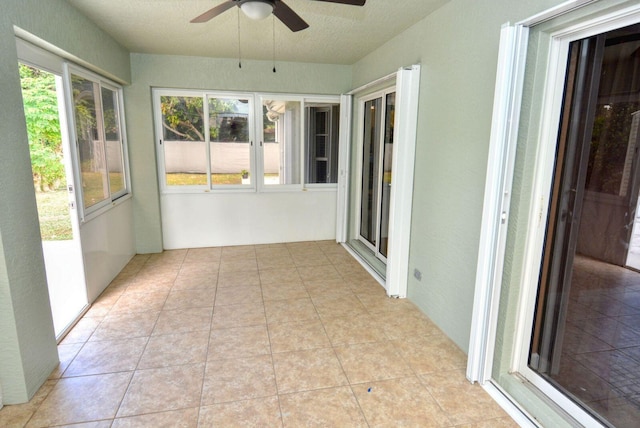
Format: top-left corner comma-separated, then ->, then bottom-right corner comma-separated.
379,92 -> 395,258
263,100 -> 301,185
101,87 -> 125,195
209,97 -> 251,185
72,75 -> 109,209
585,32 -> 640,196
306,103 -> 340,184
161,96 -> 207,186
360,97 -> 382,245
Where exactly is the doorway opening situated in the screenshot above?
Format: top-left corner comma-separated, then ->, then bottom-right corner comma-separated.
19,63 -> 88,341
529,23 -> 640,427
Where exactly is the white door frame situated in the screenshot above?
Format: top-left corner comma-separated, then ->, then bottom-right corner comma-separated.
355,89 -> 393,261
16,38 -> 89,340
338,65 -> 421,298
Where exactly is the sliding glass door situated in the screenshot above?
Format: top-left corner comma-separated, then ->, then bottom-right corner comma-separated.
528,23 -> 640,427
359,90 -> 395,261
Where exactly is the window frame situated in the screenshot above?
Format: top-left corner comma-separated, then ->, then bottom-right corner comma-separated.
100,80 -> 129,201
304,97 -> 343,189
153,88 -> 341,194
207,92 -> 256,191
256,94 -> 305,192
64,64 -> 131,222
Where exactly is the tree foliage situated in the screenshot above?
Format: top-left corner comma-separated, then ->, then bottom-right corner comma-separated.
160,96 -> 250,142
20,64 -> 65,191
587,101 -> 640,195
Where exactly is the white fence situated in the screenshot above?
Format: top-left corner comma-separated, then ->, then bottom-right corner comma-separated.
164,141 -> 280,174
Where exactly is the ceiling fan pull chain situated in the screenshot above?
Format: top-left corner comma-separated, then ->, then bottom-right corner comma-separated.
272,15 -> 277,73
237,7 -> 242,69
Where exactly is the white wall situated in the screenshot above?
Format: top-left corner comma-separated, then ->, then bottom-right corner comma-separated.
162,191 -> 337,249
81,199 -> 136,302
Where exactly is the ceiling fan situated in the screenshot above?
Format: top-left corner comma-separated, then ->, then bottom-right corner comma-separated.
191,0 -> 367,32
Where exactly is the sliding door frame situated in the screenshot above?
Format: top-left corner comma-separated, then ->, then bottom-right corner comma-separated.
468,1 -> 640,426
340,65 -> 421,298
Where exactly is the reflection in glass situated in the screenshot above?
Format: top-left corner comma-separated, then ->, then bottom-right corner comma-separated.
263,100 -> 301,185
72,75 -> 108,208
101,87 -> 125,195
360,98 -> 382,246
209,97 -> 251,185
379,92 -> 395,258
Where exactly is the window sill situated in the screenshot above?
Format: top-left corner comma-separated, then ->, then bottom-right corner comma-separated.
160,185 -> 338,195
81,192 -> 133,224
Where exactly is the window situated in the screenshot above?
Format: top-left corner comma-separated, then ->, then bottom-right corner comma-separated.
210,96 -> 252,185
261,98 -> 302,186
155,90 -> 340,191
306,103 -> 340,184
69,70 -> 129,214
102,85 -> 126,196
160,95 -> 207,186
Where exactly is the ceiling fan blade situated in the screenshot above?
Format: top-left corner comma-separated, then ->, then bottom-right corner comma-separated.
311,0 -> 366,5
191,1 -> 237,23
273,1 -> 309,32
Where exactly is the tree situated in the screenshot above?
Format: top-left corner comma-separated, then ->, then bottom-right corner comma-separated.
161,96 -> 205,141
20,64 -> 65,191
160,96 -> 251,142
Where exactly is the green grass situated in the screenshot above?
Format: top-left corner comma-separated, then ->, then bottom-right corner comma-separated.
35,190 -> 72,241
166,173 -> 245,185
166,173 -> 280,186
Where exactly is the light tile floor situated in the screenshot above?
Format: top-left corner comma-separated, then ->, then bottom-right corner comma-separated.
554,255 -> 640,427
0,241 -> 516,427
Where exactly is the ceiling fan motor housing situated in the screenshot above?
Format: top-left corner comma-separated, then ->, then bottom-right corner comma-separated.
239,0 -> 276,21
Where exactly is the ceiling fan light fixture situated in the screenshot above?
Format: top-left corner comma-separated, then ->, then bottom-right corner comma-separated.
240,0 -> 274,20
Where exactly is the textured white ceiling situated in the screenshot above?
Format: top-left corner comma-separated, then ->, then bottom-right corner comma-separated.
66,0 -> 449,64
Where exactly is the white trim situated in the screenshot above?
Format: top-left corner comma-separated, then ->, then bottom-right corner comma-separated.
347,71 -> 397,95
336,94 -> 352,243
482,381 -> 541,428
518,366 -> 606,427
511,30 -> 570,376
14,27 -> 127,85
517,0 -> 597,26
467,23 -> 529,383
16,38 -> 64,74
385,65 -> 421,298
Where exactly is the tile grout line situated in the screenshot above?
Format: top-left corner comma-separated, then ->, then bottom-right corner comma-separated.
196,247 -> 222,425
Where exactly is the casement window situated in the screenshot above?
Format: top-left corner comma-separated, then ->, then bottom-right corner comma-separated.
68,68 -> 130,216
153,89 -> 340,192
